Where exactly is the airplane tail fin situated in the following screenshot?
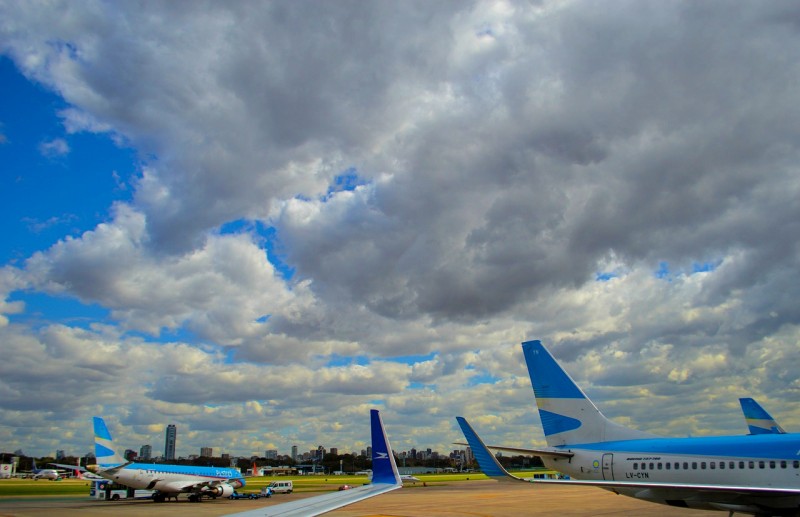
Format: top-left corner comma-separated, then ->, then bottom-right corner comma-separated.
370,409 -> 401,486
739,397 -> 786,434
456,417 -> 523,482
93,417 -> 126,467
522,340 -> 655,446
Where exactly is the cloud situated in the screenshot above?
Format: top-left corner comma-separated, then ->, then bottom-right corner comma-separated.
38,137 -> 69,158
1,1 -> 800,457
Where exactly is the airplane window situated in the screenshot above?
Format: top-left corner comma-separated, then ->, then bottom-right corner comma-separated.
719,462 -> 724,469
649,463 -> 654,470
794,461 -> 799,468
657,463 -> 662,470
683,462 -> 688,469
770,461 -> 776,469
739,461 -> 745,469
710,462 -> 716,469
781,461 -> 787,469
759,461 -> 765,469
674,463 -> 679,470
692,462 -> 697,469
633,463 -> 638,470
701,462 -> 706,469
665,463 -> 670,470
749,461 -> 754,469
729,462 -> 735,469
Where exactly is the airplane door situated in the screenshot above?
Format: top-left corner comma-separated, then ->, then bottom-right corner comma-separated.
601,453 -> 614,480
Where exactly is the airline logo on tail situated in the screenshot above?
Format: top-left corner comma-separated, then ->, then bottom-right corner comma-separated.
93,416 -> 126,467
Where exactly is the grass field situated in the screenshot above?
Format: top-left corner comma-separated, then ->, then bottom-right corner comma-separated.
0,470 -> 555,497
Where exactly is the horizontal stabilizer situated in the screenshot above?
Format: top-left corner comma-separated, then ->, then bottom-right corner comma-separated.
452,441 -> 573,459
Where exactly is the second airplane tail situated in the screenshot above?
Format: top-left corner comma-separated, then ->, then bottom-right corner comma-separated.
522,340 -> 655,446
93,416 -> 126,467
739,397 -> 786,434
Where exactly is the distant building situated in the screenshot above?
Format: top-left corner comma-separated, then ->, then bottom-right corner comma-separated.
265,449 -> 277,460
56,450 -> 65,460
140,444 -> 152,460
291,445 -> 298,462
200,447 -> 213,457
164,424 -> 177,461
329,447 -> 338,456
124,449 -> 137,461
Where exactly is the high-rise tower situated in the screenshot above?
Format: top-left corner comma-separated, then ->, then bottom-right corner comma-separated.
164,424 -> 177,460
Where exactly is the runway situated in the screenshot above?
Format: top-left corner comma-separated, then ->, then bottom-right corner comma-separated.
0,480 -> 715,516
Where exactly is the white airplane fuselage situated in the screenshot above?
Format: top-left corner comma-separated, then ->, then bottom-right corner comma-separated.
92,463 -> 243,497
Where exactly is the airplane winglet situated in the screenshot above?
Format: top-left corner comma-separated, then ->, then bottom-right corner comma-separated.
225,409 -> 401,517
456,417 -> 525,482
370,408 -> 402,485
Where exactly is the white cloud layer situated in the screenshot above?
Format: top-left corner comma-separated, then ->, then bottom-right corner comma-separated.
1,0 -> 800,457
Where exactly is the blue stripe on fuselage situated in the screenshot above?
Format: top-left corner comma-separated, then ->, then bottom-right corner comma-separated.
121,463 -> 245,483
559,433 -> 800,459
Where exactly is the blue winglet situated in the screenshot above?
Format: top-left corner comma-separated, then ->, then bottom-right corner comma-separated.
370,409 -> 401,485
456,417 -> 522,481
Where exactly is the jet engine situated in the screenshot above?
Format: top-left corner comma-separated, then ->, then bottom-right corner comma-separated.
206,483 -> 235,498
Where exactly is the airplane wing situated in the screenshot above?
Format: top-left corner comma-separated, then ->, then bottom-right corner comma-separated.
229,483 -> 401,517
49,463 -> 85,471
226,409 -> 402,517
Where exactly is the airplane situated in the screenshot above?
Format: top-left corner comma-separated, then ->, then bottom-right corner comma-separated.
22,460 -> 62,480
226,409 -> 402,517
457,339 -> 800,516
740,398 -> 786,435
86,416 -> 246,502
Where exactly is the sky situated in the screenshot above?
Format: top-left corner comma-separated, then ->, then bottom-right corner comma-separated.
1,0 -> 800,460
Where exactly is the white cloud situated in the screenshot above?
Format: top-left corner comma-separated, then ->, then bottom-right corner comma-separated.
1,0 -> 800,457
38,137 -> 69,157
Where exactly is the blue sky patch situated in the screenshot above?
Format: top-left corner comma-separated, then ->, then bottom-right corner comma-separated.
0,57 -> 137,265
8,291 -> 110,329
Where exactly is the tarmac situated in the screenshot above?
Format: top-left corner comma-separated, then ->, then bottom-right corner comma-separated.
0,480 -> 716,516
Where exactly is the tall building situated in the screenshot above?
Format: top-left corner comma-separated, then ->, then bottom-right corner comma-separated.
265,449 -> 278,460
140,444 -> 152,460
164,424 -> 177,461
200,447 -> 213,457
291,445 -> 298,462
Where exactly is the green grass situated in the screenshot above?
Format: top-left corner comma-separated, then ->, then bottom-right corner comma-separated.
0,470 -> 560,497
0,479 -> 94,497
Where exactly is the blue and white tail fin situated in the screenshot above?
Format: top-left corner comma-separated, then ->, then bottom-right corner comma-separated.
740,397 -> 786,435
522,340 -> 655,447
370,409 -> 401,485
93,416 -> 126,467
456,417 -> 523,482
